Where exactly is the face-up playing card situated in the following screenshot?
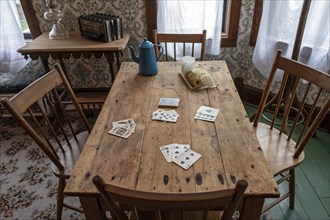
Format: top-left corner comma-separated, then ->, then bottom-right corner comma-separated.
152,109 -> 179,122
160,143 -> 176,162
108,125 -> 132,138
194,105 -> 220,122
112,118 -> 136,132
108,118 -> 136,138
173,149 -> 202,170
170,144 -> 190,161
197,106 -> 219,117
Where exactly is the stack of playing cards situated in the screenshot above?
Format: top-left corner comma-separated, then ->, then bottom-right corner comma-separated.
151,109 -> 179,122
108,118 -> 136,138
160,143 -> 202,170
194,105 -> 220,122
158,97 -> 180,108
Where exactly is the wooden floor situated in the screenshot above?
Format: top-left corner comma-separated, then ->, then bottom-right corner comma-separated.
244,104 -> 330,220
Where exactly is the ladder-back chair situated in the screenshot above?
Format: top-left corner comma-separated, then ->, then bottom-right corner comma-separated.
153,29 -> 207,61
253,50 -> 330,213
93,175 -> 248,220
1,64 -> 92,220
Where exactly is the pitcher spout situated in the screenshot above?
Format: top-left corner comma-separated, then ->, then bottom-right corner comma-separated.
128,46 -> 140,63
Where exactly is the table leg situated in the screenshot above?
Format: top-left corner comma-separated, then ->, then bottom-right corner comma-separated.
40,54 -> 50,72
104,52 -> 116,84
240,197 -> 264,220
115,51 -> 123,71
79,196 -> 105,220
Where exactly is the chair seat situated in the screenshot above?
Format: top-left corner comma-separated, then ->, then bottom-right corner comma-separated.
52,130 -> 89,178
0,70 -> 45,93
254,123 -> 305,176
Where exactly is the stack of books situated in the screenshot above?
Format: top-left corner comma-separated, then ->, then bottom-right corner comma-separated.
78,13 -> 123,43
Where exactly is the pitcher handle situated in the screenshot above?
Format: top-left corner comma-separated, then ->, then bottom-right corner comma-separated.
154,44 -> 164,61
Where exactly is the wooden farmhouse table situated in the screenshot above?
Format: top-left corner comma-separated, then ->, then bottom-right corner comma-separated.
64,61 -> 279,219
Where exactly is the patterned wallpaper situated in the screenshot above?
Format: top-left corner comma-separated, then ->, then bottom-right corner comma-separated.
21,0 -> 265,90
20,0 -> 329,106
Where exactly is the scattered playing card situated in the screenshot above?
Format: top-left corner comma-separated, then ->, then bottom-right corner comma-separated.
160,143 -> 201,170
160,143 -> 176,162
108,118 -> 136,138
170,144 -> 190,161
194,105 -> 220,122
152,109 -> 179,122
158,98 -> 180,108
112,118 -> 136,133
173,149 -> 202,170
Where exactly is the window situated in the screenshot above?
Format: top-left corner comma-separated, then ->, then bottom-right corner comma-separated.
252,0 -> 329,77
15,0 -> 32,39
145,0 -> 242,47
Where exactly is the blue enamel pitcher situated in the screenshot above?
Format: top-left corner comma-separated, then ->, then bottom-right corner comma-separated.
128,38 -> 163,76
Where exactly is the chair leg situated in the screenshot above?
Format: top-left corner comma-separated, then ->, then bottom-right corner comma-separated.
56,178 -> 66,220
289,169 -> 295,209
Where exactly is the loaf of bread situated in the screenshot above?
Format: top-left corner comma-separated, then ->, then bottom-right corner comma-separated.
185,69 -> 216,89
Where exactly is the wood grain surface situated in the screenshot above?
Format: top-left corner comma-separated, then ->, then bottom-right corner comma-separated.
64,61 -> 279,219
18,30 -> 130,53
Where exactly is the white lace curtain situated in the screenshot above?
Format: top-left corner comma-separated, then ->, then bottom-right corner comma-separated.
0,0 -> 28,73
157,0 -> 224,59
253,0 -> 330,81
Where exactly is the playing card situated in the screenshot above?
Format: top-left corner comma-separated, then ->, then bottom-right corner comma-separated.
158,98 -> 180,107
194,106 -> 220,122
108,125 -> 132,138
160,143 -> 176,162
173,149 -> 202,170
109,118 -> 136,138
197,106 -> 219,117
152,109 -> 179,122
112,118 -> 136,133
170,144 -> 191,161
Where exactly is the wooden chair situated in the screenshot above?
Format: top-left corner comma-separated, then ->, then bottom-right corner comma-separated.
152,29 -> 207,61
1,64 -> 92,220
92,175 -> 248,220
252,50 -> 330,213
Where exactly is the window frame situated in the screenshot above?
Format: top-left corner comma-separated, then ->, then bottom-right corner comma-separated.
250,0 -> 262,46
145,0 -> 242,47
19,0 -> 42,40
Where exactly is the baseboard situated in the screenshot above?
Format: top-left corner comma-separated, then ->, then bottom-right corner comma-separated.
234,78 -> 330,133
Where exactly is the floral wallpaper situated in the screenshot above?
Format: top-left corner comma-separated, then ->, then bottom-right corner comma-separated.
20,0 -> 263,90
20,0 -> 329,105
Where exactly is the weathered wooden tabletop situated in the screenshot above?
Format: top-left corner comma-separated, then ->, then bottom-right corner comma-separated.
64,61 -> 279,219
17,30 -> 130,53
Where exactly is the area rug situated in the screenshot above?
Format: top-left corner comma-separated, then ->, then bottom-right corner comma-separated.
0,111 -> 99,220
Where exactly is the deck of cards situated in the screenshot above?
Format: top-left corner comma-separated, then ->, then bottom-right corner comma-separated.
158,97 -> 180,108
194,105 -> 220,122
152,109 -> 179,122
160,143 -> 202,170
108,118 -> 136,138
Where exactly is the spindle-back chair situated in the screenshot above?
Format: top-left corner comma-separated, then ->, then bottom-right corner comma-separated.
93,175 -> 248,220
253,50 -> 330,213
152,29 -> 207,61
1,64 -> 92,220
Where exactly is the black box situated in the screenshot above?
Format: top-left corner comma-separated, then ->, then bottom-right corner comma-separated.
78,13 -> 123,42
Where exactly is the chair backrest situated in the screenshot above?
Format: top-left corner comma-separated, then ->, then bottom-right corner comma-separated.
93,175 -> 248,220
1,64 -> 91,176
153,29 -> 207,61
253,50 -> 330,158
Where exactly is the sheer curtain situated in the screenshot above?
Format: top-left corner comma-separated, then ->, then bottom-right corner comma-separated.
252,0 -> 330,81
0,0 -> 28,73
157,0 -> 224,59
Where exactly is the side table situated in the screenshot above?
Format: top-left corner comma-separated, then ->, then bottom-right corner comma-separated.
17,30 -> 130,110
